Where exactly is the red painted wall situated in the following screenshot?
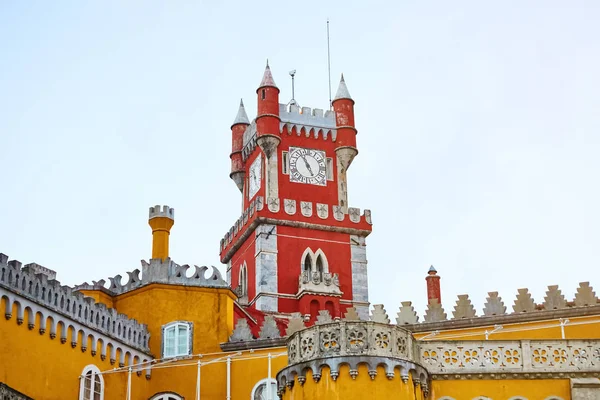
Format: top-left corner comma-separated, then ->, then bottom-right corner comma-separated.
276,225 -> 353,313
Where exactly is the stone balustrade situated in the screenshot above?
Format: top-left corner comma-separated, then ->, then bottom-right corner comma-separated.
419,339 -> 600,378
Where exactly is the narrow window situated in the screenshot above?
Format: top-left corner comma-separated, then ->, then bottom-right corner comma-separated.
162,322 -> 192,358
261,89 -> 266,100
316,255 -> 324,280
326,157 -> 334,181
304,254 -> 312,272
282,151 -> 289,174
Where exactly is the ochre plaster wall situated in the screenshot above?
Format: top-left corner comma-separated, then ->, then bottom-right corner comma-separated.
0,298 -> 149,400
431,378 -> 571,400
282,365 -> 426,400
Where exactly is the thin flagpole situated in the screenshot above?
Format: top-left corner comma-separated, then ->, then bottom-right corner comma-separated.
196,360 -> 201,400
126,367 -> 132,400
327,18 -> 332,110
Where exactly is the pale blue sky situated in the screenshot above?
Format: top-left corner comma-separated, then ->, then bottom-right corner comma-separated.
1,1 -> 599,317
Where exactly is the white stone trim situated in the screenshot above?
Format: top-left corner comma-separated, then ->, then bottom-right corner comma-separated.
78,364 -> 104,400
149,393 -> 183,400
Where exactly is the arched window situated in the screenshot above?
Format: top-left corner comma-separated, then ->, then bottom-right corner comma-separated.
149,393 -> 183,400
251,378 -> 277,400
162,321 -> 192,358
508,397 -> 528,400
315,255 -> 324,278
79,365 -> 104,400
239,264 -> 248,297
303,253 -> 312,272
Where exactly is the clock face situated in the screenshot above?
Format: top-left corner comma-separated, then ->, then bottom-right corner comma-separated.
288,147 -> 327,186
248,154 -> 261,199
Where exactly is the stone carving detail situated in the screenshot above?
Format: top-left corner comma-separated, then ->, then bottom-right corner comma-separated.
396,301 -> 419,325
316,203 -> 328,219
543,285 -> 567,310
315,310 -> 333,325
370,304 -> 390,324
230,318 -> 253,342
298,271 -> 341,296
348,207 -> 361,223
364,209 -> 372,224
319,327 -> 341,354
255,196 -> 264,211
343,307 -> 360,321
513,288 -> 536,313
483,291 -> 507,316
300,201 -> 312,217
259,315 -> 281,339
419,339 -> 600,375
346,325 -> 368,353
267,197 -> 280,213
284,199 -> 296,215
452,295 -> 477,319
424,299 -> 447,322
286,313 -> 306,336
574,282 -> 598,307
333,205 -> 344,221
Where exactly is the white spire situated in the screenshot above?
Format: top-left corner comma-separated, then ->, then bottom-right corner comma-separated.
232,99 -> 250,126
333,73 -> 352,101
259,59 -> 277,88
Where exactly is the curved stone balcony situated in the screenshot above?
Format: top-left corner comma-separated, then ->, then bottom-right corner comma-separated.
297,270 -> 342,296
277,321 -> 431,396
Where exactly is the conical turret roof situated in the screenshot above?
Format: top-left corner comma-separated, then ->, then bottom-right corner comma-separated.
333,73 -> 352,101
232,99 -> 250,126
258,60 -> 277,89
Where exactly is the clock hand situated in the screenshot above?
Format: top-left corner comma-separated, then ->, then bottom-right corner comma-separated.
299,154 -> 315,177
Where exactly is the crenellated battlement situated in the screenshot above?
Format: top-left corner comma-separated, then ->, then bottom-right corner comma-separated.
219,196 -> 372,263
279,103 -> 337,141
392,282 -> 600,327
149,205 -> 174,220
0,253 -> 150,353
74,257 -> 229,296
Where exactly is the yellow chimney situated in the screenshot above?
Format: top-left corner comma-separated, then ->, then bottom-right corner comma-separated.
148,205 -> 175,260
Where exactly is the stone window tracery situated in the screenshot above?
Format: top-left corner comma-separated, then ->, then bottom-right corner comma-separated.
162,321 -> 193,358
251,378 -> 277,400
79,365 -> 104,400
149,393 -> 183,400
239,264 -> 248,297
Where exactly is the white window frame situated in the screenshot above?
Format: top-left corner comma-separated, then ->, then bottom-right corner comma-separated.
149,393 -> 183,400
161,321 -> 193,358
251,378 -> 278,400
79,364 -> 104,400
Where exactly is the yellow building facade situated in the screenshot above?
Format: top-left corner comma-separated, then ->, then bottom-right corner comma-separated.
1,66 -> 600,400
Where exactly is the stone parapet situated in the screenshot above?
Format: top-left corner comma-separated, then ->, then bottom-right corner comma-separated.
0,253 -> 150,354
419,338 -> 600,379
74,257 -> 228,296
297,270 -> 341,296
219,196 -> 372,263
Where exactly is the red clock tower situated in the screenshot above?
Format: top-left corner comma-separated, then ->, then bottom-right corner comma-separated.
220,62 -> 372,325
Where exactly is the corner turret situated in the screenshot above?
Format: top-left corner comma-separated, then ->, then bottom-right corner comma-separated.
256,60 -> 281,199
148,205 -> 175,261
230,99 -> 250,192
332,74 -> 358,212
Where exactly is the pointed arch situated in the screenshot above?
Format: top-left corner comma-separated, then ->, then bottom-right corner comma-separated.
300,248 -> 316,273
314,249 -> 329,274
238,262 -> 248,297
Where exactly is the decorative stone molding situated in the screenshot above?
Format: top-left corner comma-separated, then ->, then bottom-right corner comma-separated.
267,197 -> 280,213
286,313 -> 306,336
300,201 -> 312,217
315,310 -> 334,325
370,304 -> 390,324
452,295 -> 477,319
316,203 -> 328,219
230,318 -> 253,342
278,320 -> 428,394
513,288 -> 537,313
343,307 -> 360,321
424,299 -> 447,322
483,292 -> 507,316
297,271 -> 341,297
574,282 -> 598,307
544,285 -> 567,310
0,254 -> 150,353
283,199 -> 296,215
75,257 -> 228,297
259,315 -> 281,339
396,302 -> 419,325
419,339 -> 600,378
